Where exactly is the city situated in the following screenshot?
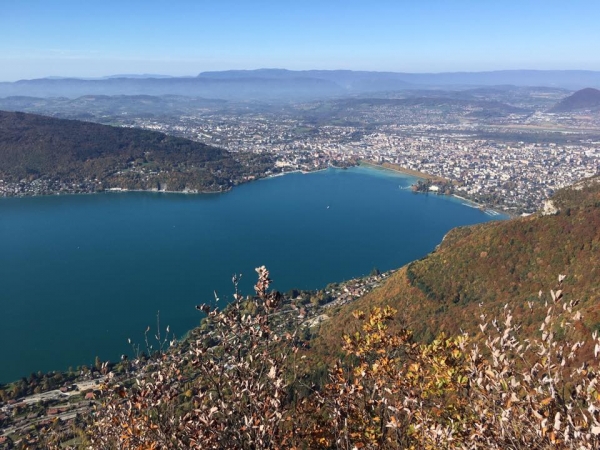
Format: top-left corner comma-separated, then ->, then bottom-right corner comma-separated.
116,97 -> 600,215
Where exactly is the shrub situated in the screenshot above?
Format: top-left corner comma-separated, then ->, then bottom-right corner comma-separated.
303,275 -> 600,449
78,267 -> 301,449
45,271 -> 600,449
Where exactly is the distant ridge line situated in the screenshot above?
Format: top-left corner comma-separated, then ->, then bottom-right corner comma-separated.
2,69 -> 600,100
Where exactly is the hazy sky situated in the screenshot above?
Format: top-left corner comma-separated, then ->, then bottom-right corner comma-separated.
1,0 -> 599,81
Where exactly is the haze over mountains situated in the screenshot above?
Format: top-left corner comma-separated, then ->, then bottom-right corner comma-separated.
1,69 -> 600,101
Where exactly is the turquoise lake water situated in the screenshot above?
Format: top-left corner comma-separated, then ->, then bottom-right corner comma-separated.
0,167 -> 505,383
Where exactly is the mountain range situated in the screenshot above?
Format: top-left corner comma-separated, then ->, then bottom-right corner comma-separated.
1,69 -> 600,101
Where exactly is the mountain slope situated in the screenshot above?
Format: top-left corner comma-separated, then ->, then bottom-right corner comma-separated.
550,87 -> 600,112
314,176 -> 600,361
0,110 -> 273,195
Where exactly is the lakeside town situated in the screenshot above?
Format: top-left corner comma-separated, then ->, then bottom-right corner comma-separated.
1,90 -> 599,214
120,104 -> 599,214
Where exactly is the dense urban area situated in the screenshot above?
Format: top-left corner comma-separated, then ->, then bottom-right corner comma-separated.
1,86 -> 600,214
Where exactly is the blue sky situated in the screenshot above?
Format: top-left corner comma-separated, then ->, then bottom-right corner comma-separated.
1,0 -> 599,80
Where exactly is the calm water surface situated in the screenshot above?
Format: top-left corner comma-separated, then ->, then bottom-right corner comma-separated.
0,167 -> 505,382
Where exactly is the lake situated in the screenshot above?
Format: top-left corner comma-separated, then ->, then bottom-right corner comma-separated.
0,166 -> 505,382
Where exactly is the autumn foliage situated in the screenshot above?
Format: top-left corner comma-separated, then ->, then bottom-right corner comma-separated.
45,268 -> 600,449
307,279 -> 600,449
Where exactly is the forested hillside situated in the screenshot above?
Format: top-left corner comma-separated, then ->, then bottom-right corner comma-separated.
315,176 -> 600,361
0,111 -> 274,195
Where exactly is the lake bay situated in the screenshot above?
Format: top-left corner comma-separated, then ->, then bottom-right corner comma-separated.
0,167 -> 504,382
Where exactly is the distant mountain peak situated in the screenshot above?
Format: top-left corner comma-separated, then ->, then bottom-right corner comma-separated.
549,87 -> 600,112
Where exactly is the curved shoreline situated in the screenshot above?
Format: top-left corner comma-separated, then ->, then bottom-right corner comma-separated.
0,165 -> 516,219
358,160 -> 517,217
0,166 -> 339,200
358,160 -> 449,182
0,165 -> 509,386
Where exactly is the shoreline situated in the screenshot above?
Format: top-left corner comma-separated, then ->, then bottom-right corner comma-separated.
358,160 -> 515,217
452,193 -> 483,208
265,167 -> 330,179
0,186 -> 233,200
0,167 -> 339,200
0,164 -> 511,386
0,166 -> 518,219
451,194 -> 516,218
358,160 -> 450,183
0,165 -> 516,217
107,186 -> 231,195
